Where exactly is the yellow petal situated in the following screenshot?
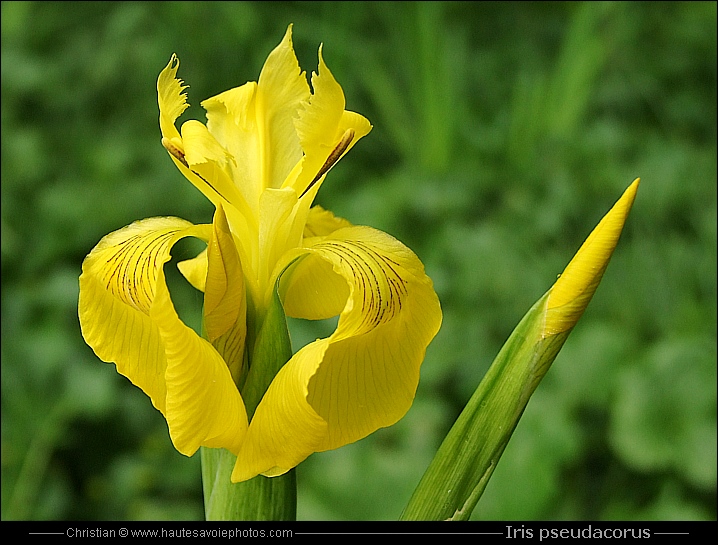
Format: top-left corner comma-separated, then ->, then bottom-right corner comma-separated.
175,218 -> 248,386
280,251 -> 349,320
281,207 -> 353,319
256,24 -> 310,191
178,119 -> 254,217
180,120 -> 233,169
543,178 -> 640,337
79,217 -> 204,413
157,56 -> 255,224
257,186 -> 310,304
79,217 -> 247,455
157,54 -> 189,142
177,248 -> 207,292
232,226 -> 442,481
152,265 -> 247,455
203,205 -> 248,385
203,205 -> 245,342
294,45 -> 346,153
303,204 -> 354,238
203,82 -> 258,135
231,341 -> 329,482
289,46 -> 372,197
202,82 -> 263,210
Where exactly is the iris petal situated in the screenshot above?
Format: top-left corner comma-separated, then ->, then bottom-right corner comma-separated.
303,205 -> 354,237
204,206 -> 245,343
255,24 -> 310,191
157,54 -> 188,142
177,248 -> 208,292
78,217 -> 247,456
290,47 -> 372,198
152,264 -> 247,455
232,226 -> 442,481
231,341 -> 329,482
202,83 -> 262,210
204,206 -> 248,385
280,251 -> 349,320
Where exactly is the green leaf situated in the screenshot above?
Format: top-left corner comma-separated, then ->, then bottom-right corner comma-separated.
400,179 -> 639,520
400,292 -> 572,520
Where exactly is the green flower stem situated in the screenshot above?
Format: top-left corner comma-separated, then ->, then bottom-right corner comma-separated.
400,292 -> 570,521
201,285 -> 296,520
201,448 -> 296,521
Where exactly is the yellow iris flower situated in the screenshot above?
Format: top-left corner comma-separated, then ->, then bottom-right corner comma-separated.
78,26 -> 442,483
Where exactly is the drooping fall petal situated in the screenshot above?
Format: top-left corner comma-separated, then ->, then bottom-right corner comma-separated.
278,206 -> 356,320
152,265 -> 248,455
78,217 -> 247,456
232,226 -> 442,482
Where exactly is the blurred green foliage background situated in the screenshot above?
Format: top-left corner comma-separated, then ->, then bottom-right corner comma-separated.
2,1 -> 716,521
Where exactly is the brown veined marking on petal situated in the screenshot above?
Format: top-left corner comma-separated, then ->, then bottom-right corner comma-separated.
314,239 -> 407,334
348,240 -> 407,324
162,137 -> 231,205
299,128 -> 355,199
102,229 -> 179,313
105,231 -> 172,312
365,241 -> 407,321
320,242 -> 372,327
333,243 -> 380,331
351,240 -> 408,298
315,241 -> 371,331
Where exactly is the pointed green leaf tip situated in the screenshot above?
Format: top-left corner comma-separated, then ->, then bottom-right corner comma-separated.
401,179 -> 639,521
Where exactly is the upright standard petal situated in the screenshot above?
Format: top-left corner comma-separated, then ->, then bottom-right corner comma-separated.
232,227 -> 442,481
157,54 -> 188,142
78,217 -> 247,456
158,55 -> 253,221
289,46 -> 372,198
202,82 -> 263,211
255,24 -> 310,191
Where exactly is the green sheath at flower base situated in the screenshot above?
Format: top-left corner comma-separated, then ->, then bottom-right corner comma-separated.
202,282 -> 296,521
400,178 -> 639,521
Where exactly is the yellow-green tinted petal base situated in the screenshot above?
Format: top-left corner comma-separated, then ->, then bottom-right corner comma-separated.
201,276 -> 296,520
401,180 -> 639,520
